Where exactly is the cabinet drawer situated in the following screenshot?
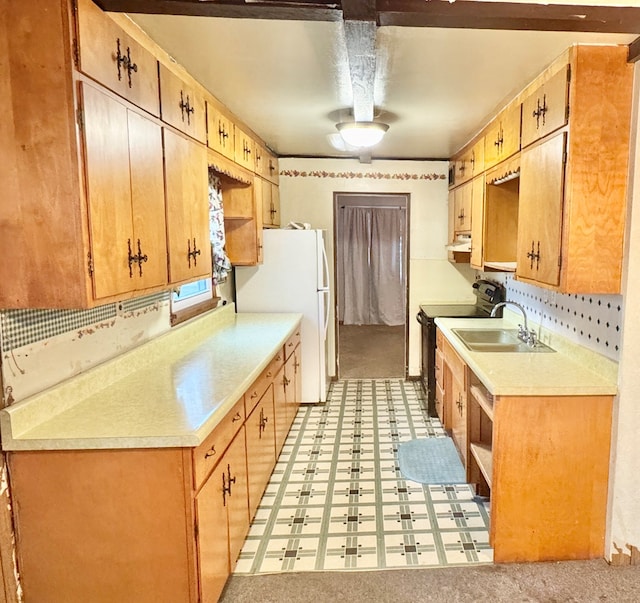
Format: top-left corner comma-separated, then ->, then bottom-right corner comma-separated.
284,328 -> 302,360
76,0 -> 159,116
159,64 -> 206,143
245,353 -> 285,416
193,396 -> 245,488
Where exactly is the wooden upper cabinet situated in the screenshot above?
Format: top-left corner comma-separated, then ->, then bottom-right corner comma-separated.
453,181 -> 472,233
484,102 -> 521,170
76,0 -> 159,116
234,126 -> 255,171
164,129 -> 212,285
521,66 -> 569,149
81,83 -> 167,300
517,132 -> 566,287
159,64 -> 206,143
516,45 -> 633,293
206,102 -> 235,160
266,150 -> 280,185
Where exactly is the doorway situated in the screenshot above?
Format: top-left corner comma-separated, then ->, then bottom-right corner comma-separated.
334,193 -> 409,379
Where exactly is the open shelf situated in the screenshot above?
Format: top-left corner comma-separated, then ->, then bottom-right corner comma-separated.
470,442 -> 493,488
469,385 -> 494,421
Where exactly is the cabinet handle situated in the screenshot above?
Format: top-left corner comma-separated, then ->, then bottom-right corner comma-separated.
250,391 -> 258,399
222,463 -> 236,506
232,411 -> 242,422
470,151 -> 475,170
179,90 -> 195,125
259,408 -> 268,435
204,444 -> 216,459
458,162 -> 466,175
532,94 -> 548,129
218,122 -> 229,143
526,240 -> 541,270
187,238 -> 201,267
127,239 -> 148,277
283,375 -> 290,389
294,358 -> 300,373
115,38 -> 137,88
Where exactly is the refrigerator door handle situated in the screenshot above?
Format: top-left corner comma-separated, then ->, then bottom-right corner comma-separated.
321,289 -> 330,336
320,238 -> 330,291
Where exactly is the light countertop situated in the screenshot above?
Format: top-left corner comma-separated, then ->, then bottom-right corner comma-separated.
435,317 -> 618,397
0,305 -> 302,451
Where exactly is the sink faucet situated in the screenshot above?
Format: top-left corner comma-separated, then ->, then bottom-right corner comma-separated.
490,301 -> 537,346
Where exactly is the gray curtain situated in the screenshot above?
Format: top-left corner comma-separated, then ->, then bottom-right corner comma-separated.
340,206 -> 405,326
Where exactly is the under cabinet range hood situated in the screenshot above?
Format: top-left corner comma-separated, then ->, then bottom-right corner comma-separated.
446,233 -> 472,253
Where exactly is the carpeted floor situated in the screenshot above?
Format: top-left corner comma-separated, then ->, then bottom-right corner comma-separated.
338,324 -> 405,379
221,559 -> 640,602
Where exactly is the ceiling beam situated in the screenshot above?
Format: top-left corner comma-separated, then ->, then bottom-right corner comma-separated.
343,19 -> 377,122
377,0 -> 640,34
341,0 -> 375,22
629,36 -> 640,62
95,0 -> 342,21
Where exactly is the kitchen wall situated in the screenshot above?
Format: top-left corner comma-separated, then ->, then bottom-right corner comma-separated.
607,60 -> 640,564
278,157 -> 477,378
0,293 -> 172,405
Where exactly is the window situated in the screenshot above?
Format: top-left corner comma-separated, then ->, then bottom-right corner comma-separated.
171,279 -> 213,313
170,278 -> 217,326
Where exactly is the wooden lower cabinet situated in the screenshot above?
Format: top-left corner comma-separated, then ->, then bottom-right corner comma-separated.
437,327 -> 614,563
8,326 -> 302,602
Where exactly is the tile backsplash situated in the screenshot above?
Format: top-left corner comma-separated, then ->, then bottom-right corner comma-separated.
482,273 -> 622,361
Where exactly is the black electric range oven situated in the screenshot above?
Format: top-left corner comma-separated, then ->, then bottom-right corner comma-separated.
417,279 -> 505,416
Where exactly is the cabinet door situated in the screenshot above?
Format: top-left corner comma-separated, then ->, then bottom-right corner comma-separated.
82,84 -> 167,298
285,344 -> 301,427
270,184 -> 281,228
245,387 -> 276,520
234,126 -> 255,171
226,427 -> 250,572
517,132 -> 566,287
128,111 -> 168,290
450,373 -> 467,466
159,64 -> 207,143
273,363 -> 289,457
471,138 -> 485,177
485,103 -> 521,169
81,83 -> 134,299
470,175 -> 485,269
76,0 -> 159,116
164,128 -> 212,284
454,182 -> 472,232
206,103 -> 235,160
259,178 -> 273,226
266,151 -> 279,185
196,461 -> 230,603
521,67 -> 569,149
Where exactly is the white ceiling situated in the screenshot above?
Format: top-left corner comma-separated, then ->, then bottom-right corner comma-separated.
129,12 -> 635,160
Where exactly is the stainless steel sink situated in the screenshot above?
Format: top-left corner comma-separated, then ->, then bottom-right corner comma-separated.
451,328 -> 555,353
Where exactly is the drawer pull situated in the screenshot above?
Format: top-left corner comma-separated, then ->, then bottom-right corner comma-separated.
204,445 -> 216,459
232,412 -> 242,422
267,371 -> 272,378
250,391 -> 258,399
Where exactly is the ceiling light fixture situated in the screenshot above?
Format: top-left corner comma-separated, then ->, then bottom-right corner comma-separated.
336,121 -> 389,148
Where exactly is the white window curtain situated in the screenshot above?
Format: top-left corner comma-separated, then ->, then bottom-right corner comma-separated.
340,206 -> 406,326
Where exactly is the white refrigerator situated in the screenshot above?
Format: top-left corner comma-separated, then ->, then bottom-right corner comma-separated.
235,229 -> 330,403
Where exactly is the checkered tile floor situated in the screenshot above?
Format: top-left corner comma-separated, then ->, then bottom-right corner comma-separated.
235,379 -> 492,574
